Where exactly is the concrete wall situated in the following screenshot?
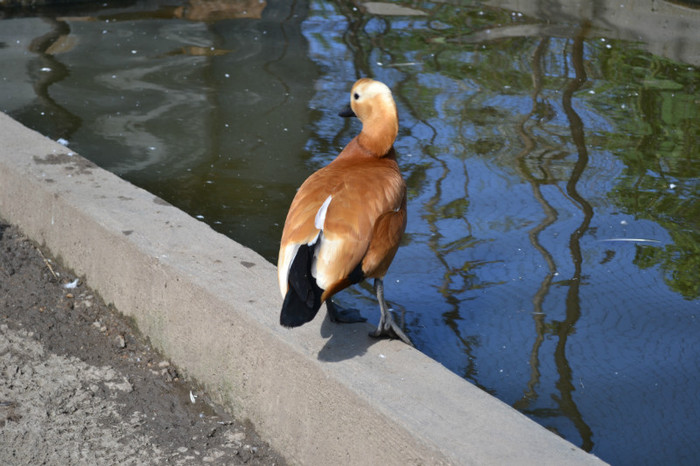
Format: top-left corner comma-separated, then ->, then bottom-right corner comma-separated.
0,112 -> 605,465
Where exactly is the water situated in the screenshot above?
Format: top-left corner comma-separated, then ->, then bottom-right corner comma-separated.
1,1 -> 699,464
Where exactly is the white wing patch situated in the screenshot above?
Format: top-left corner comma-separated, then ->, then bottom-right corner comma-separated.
310,195 -> 334,288
278,243 -> 300,297
315,195 -> 332,230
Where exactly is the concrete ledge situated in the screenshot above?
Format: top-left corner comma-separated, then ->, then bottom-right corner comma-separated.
0,112 -> 605,465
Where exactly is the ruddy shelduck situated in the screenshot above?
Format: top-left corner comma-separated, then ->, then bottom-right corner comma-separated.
277,78 -> 412,345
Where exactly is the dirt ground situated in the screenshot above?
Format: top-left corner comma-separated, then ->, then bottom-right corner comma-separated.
0,220 -> 286,465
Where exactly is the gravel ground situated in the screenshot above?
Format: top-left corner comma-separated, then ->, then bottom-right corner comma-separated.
0,220 -> 285,465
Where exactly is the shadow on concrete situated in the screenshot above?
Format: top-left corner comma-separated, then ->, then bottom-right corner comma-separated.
317,311 -> 376,362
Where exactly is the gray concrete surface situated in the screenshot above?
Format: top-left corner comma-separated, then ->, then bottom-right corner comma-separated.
0,111 -> 606,465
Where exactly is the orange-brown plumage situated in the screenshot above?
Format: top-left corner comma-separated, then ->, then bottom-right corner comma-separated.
277,79 -> 411,344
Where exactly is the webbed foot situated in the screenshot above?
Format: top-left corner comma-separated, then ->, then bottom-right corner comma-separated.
371,278 -> 414,346
370,317 -> 414,346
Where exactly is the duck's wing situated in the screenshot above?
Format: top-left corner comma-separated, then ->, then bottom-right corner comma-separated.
277,165 -> 370,299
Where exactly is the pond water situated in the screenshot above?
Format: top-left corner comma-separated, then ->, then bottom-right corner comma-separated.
1,1 -> 699,464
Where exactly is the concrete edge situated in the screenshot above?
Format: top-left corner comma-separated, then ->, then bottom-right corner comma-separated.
0,112 -> 606,465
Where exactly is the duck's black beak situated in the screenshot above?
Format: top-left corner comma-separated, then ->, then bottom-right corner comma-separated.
338,104 -> 356,118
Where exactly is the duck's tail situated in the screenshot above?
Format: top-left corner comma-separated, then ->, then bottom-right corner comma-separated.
280,243 -> 324,327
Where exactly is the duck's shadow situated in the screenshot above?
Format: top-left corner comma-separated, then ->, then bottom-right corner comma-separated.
316,311 -> 379,362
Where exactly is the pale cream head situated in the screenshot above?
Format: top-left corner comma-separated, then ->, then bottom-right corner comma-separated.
348,78 -> 399,156
349,78 -> 397,123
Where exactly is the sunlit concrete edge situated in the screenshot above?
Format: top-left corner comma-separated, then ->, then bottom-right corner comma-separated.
0,112 -> 606,465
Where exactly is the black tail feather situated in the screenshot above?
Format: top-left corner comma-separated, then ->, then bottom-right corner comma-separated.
280,243 -> 324,327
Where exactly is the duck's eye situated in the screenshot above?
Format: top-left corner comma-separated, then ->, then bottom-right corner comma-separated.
353,92 -> 360,100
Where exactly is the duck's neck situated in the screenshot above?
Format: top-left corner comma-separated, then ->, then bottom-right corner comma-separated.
357,109 -> 398,157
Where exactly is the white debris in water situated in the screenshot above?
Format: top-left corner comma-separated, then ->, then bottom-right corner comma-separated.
620,220 -> 628,225
40,67 -> 52,72
669,183 -> 677,189
63,278 -> 80,289
600,238 -> 661,243
57,138 -> 69,146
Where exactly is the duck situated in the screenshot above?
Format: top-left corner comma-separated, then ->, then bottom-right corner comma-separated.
277,78 -> 412,346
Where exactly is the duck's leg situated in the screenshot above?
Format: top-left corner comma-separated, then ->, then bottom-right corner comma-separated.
370,279 -> 413,346
326,300 -> 367,324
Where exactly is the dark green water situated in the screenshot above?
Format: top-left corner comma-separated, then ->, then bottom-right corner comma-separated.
1,1 -> 699,463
